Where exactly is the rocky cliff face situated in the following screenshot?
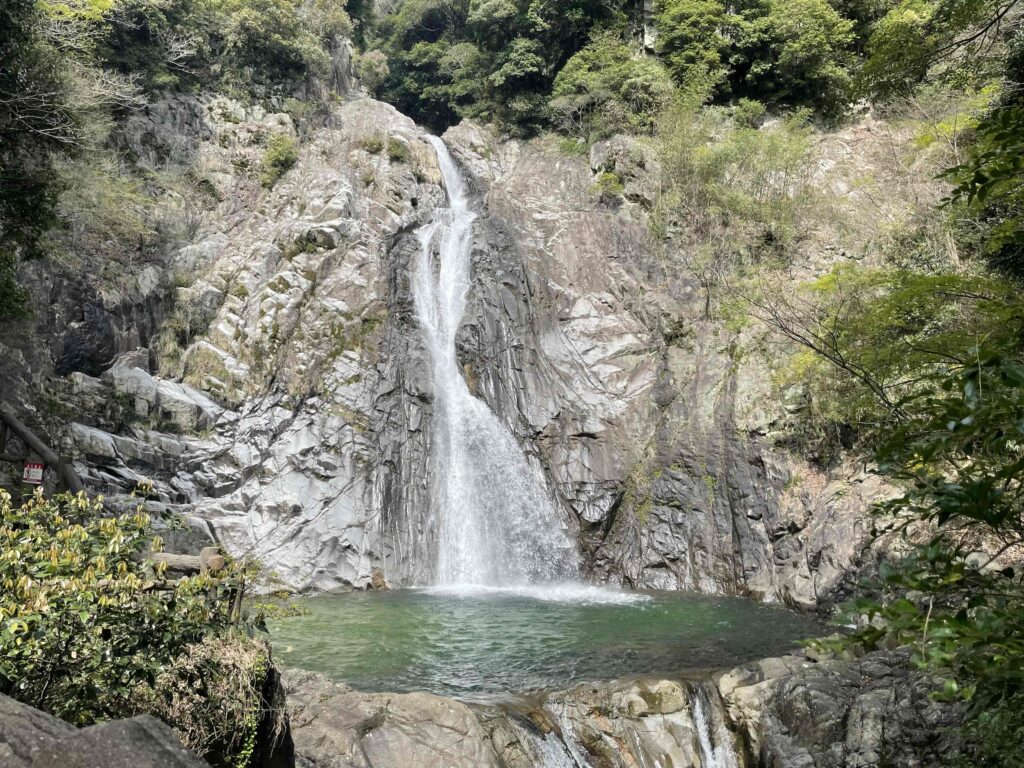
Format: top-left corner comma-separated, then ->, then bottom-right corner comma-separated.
1,71 -> 892,603
438,122 -> 890,609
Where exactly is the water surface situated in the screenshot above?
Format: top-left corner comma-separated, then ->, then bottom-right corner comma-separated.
269,587 -> 822,698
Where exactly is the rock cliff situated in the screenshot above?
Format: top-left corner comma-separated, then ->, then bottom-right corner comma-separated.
0,81 -> 891,604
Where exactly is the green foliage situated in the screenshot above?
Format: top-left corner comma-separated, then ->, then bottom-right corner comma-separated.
957,691 -> 1024,768
387,137 -> 410,163
0,253 -> 29,321
260,132 -> 299,188
654,0 -> 734,87
942,104 -> 1024,278
858,0 -> 1014,100
213,0 -> 338,83
0,488 -> 270,767
738,0 -> 856,119
817,355 -> 1024,743
369,0 -> 627,133
357,134 -> 384,154
356,48 -> 390,94
551,31 -> 675,139
135,634 -> 277,768
655,93 -> 813,249
593,170 -> 625,200
0,489 -> 241,720
765,265 -> 1024,454
654,0 -> 856,118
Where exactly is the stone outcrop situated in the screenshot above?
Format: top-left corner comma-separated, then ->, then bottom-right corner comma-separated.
717,649 -> 963,768
282,656 -> 954,768
0,694 -> 210,768
1,66 -> 900,604
282,670 -> 738,768
439,122 -> 886,608
284,670 -> 501,768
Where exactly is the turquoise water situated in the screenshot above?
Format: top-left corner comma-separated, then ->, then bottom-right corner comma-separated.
268,586 -> 822,697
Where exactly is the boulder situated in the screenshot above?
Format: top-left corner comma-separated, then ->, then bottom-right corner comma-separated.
0,695 -> 209,768
718,649 -> 963,767
284,670 -> 500,768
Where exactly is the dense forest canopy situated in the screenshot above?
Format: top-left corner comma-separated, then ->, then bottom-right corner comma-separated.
2,0 -> 1024,765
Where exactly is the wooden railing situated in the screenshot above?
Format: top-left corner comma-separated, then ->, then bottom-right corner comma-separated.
0,402 -> 85,493
146,546 -> 245,622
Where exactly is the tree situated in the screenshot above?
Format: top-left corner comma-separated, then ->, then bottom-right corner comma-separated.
654,0 -> 734,87
735,0 -> 856,119
942,104 -> 1024,278
552,31 -> 677,138
857,0 -> 1022,102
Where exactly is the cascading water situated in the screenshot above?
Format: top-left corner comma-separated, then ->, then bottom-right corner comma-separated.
413,136 -> 578,587
693,691 -> 740,768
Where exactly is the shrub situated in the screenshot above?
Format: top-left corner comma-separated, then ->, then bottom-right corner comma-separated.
356,49 -> 390,94
357,134 -> 384,154
387,137 -> 410,163
0,488 -> 272,766
593,171 -> 625,200
260,132 -> 298,188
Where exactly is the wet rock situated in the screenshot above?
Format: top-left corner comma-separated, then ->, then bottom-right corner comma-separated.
542,679 -> 726,768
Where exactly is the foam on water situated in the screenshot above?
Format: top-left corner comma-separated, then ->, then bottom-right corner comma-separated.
421,582 -> 651,605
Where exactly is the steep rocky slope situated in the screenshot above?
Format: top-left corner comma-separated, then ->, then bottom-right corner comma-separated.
0,80 -> 910,604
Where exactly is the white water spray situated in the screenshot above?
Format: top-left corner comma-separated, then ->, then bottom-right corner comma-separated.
693,692 -> 739,768
413,136 -> 578,587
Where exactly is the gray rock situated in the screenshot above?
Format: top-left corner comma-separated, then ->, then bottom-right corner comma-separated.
718,650 -> 963,767
0,696 -> 209,768
284,670 -> 500,768
2,86 -> 890,603
0,694 -> 74,768
34,716 -> 210,768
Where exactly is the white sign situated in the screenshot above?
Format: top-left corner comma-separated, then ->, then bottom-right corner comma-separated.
23,461 -> 44,485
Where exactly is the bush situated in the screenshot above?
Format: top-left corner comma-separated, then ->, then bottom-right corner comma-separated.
260,132 -> 298,188
593,171 -> 625,200
0,488 -> 271,766
356,49 -> 390,94
387,137 -> 410,163
357,134 -> 384,154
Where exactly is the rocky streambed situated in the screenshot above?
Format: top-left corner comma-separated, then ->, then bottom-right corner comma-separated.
277,646 -> 961,768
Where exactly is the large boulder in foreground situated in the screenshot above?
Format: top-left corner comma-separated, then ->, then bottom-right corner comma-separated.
0,695 -> 209,768
718,649 -> 963,767
284,669 -> 500,768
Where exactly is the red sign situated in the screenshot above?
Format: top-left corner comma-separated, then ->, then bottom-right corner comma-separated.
23,461 -> 44,485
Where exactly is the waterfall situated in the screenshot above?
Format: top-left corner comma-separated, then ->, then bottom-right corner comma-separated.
413,136 -> 578,587
693,691 -> 739,768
